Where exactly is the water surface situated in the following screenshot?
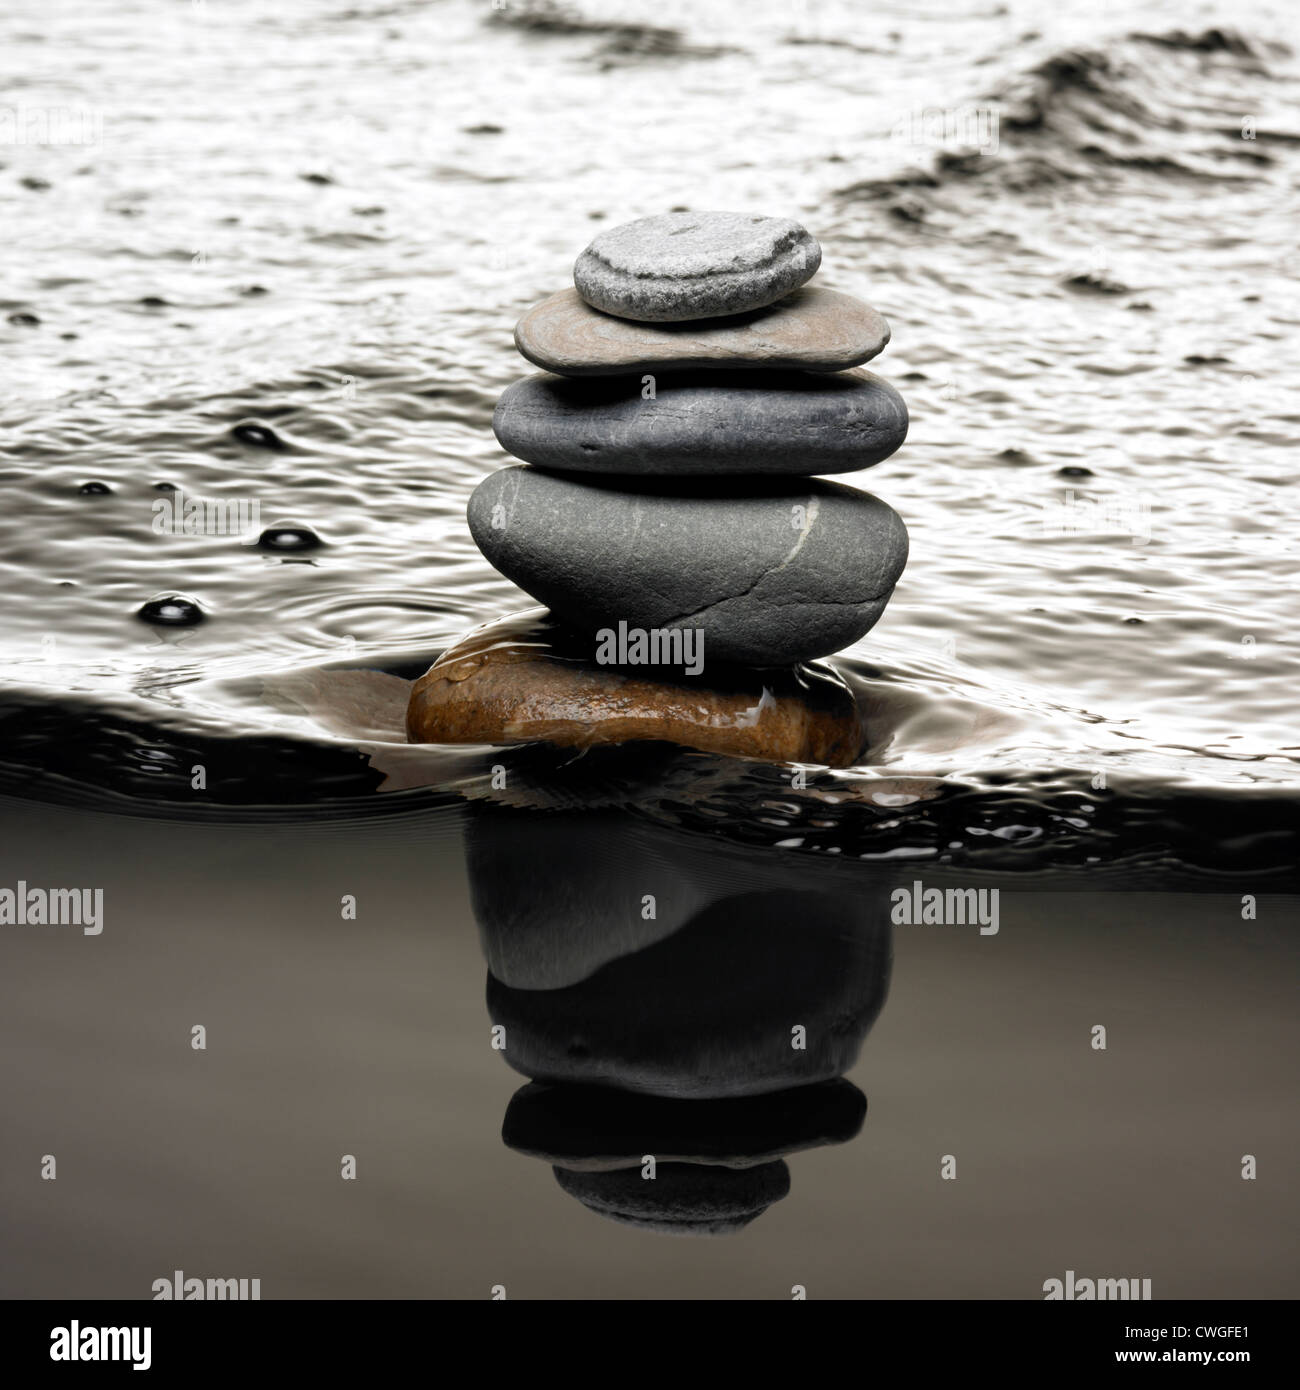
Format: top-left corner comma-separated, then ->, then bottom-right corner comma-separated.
1,0 -> 1297,1298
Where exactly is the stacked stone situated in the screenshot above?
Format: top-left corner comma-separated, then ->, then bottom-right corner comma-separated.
407,211 -> 910,767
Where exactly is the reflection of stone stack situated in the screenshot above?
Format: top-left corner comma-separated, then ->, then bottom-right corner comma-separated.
469,803 -> 891,1235
408,211 -> 910,767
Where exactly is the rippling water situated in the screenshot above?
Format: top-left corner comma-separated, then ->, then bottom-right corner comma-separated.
4,0 -> 1299,876
2,0 -> 1299,1301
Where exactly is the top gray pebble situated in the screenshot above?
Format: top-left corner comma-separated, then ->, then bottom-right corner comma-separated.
573,211 -> 822,323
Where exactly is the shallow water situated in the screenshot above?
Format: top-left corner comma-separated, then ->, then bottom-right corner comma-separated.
1,0 -> 1298,1297
4,0 -> 1300,867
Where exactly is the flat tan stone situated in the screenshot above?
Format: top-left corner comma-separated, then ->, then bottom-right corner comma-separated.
405,609 -> 868,767
513,286 -> 890,377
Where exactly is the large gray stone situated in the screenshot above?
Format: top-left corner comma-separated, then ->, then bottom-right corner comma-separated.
574,211 -> 821,322
514,286 -> 890,377
492,367 -> 907,477
467,466 -> 908,667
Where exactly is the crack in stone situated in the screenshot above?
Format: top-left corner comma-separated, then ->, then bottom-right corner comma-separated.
652,497 -> 891,627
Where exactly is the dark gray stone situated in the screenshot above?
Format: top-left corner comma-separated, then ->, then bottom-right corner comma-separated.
503,1079 -> 867,1171
553,1161 -> 790,1235
484,868 -> 892,1098
573,210 -> 821,322
467,467 -> 908,667
468,804 -> 884,991
492,367 -> 908,477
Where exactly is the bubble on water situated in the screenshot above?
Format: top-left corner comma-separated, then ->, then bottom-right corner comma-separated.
153,481 -> 178,491
231,421 -> 285,449
139,295 -> 169,308
7,311 -> 40,326
257,524 -> 323,553
1058,465 -> 1093,477
991,824 -> 1042,841
137,593 -> 206,626
78,480 -> 113,495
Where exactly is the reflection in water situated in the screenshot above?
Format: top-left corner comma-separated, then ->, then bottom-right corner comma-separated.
465,802 -> 891,1234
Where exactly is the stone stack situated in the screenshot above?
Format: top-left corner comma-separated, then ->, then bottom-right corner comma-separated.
407,211 -> 910,768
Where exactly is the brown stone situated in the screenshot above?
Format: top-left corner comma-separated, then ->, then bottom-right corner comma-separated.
405,609 -> 868,767
513,285 -> 890,377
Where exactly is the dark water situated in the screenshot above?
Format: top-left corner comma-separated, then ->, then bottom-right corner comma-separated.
1,0 -> 1298,1298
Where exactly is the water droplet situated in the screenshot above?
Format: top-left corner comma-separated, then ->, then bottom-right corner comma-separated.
1058,465 -> 1092,477
231,421 -> 285,449
153,481 -> 178,491
77,480 -> 113,495
257,524 -> 322,552
138,593 -> 206,626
